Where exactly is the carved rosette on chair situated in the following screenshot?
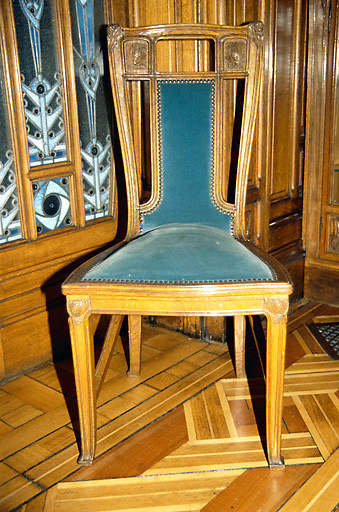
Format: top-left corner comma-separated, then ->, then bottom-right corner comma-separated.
62,23 -> 292,468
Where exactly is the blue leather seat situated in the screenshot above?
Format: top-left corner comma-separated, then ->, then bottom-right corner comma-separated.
84,223 -> 275,284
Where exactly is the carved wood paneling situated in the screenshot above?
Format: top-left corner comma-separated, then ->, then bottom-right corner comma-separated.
304,0 -> 339,305
270,0 -> 305,202
121,0 -> 306,338
268,0 -> 306,301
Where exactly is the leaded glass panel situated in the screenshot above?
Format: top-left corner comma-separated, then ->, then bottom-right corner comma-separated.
32,177 -> 72,234
0,48 -> 23,245
13,0 -> 67,167
70,0 -> 112,221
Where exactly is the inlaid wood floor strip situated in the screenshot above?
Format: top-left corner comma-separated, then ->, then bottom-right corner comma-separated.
287,303 -> 328,334
142,433 -> 323,475
69,406 -> 188,481
0,405 -> 73,461
285,353 -> 339,373
0,475 -> 42,512
278,448 -> 339,512
41,470 -> 245,512
293,395 -> 339,459
220,372 -> 339,400
201,464 -> 321,512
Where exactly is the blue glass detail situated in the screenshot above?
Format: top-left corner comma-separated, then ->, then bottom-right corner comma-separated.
15,0 -> 67,166
32,177 -> 72,234
0,47 -> 23,244
71,0 -> 111,221
0,151 -> 23,244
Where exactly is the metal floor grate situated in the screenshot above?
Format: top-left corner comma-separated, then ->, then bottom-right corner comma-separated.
308,323 -> 339,360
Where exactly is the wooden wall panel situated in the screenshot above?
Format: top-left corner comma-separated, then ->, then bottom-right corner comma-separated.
0,221 -> 117,382
268,0 -> 306,301
303,0 -> 339,305
1,306 -> 68,378
271,0 -> 299,201
122,0 -> 306,339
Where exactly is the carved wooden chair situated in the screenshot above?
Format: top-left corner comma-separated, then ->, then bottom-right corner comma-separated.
62,23 -> 292,468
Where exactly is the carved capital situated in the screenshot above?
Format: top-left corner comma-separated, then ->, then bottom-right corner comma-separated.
107,24 -> 124,52
329,215 -> 339,253
67,299 -> 91,324
264,297 -> 289,323
124,40 -> 149,73
223,38 -> 247,71
249,21 -> 264,44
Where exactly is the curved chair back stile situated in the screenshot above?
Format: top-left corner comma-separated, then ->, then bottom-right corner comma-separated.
62,23 -> 292,469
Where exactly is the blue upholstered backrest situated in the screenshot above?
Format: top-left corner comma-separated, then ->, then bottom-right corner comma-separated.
140,80 -> 233,234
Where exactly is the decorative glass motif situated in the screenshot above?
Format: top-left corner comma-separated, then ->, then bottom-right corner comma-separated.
0,50 -> 23,245
32,177 -> 72,234
70,0 -> 111,221
14,0 -> 67,166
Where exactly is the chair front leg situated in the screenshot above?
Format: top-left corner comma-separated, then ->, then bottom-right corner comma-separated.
264,297 -> 289,468
67,298 -> 96,466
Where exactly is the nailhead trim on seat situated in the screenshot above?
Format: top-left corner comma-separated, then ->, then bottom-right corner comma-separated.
82,276 -> 274,284
81,235 -> 277,284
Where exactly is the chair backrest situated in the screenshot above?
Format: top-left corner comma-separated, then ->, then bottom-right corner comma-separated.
107,23 -> 263,240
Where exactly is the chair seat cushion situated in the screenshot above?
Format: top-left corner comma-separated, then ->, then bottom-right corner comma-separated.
83,224 -> 276,284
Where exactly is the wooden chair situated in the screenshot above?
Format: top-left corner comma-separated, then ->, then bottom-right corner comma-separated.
62,23 -> 292,468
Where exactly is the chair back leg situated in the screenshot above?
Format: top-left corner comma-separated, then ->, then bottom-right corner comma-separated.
95,314 -> 124,395
128,315 -> 142,377
234,315 -> 246,378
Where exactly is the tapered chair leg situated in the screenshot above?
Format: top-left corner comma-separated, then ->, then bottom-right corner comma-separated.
128,315 -> 142,377
67,299 -> 96,466
264,299 -> 288,468
234,315 -> 246,378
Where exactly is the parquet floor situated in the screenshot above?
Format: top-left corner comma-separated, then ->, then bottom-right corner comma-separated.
0,301 -> 338,511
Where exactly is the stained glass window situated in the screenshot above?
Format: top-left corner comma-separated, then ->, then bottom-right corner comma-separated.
13,0 -> 67,167
70,0 -> 112,221
32,177 -> 72,234
0,47 -> 23,245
